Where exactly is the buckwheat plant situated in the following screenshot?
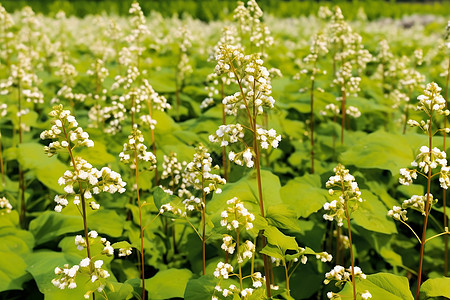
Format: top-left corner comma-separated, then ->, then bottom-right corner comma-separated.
41,104 -> 126,298
389,82 -> 450,299
295,32 -> 328,173
210,43 -> 281,296
233,0 -> 273,57
0,44 -> 43,228
174,26 -> 193,118
52,231 -> 132,299
139,80 -> 171,184
212,197 -> 264,299
441,21 -> 450,276
86,59 -> 109,129
183,144 -> 226,275
322,164 -> 367,300
0,104 -> 6,185
321,6 -> 371,144
119,126 -> 156,300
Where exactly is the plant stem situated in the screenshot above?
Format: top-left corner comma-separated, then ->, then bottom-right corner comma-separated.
340,86 -> 346,145
310,75 -> 315,174
444,57 -> 450,277
201,175 -> 206,275
18,79 -> 26,229
416,113 -> 434,300
236,228 -> 243,291
344,203 -> 356,300
284,261 -> 290,297
134,148 -> 146,300
253,104 -> 271,298
221,81 -> 228,181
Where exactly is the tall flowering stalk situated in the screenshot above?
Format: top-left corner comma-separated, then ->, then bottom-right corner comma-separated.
119,127 -> 156,300
183,144 -> 226,275
442,21 -> 450,276
41,104 -> 126,298
212,197 -> 264,299
295,32 -> 328,173
389,83 -> 450,299
210,44 -> 281,297
322,164 -> 369,300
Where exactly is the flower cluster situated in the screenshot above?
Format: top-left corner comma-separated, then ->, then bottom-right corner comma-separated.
213,262 -> 234,279
184,144 -> 226,195
54,157 -> 126,212
119,127 -> 157,169
256,127 -> 281,149
41,105 -> 126,212
159,152 -> 186,193
209,124 -> 245,147
323,164 -> 363,227
52,257 -> 110,297
41,105 -> 94,156
220,197 -> 255,231
324,265 -> 371,299
0,197 -> 12,214
415,82 -> 449,116
387,206 -> 408,222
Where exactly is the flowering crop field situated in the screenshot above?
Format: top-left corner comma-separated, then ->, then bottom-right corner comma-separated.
1,1 -> 450,299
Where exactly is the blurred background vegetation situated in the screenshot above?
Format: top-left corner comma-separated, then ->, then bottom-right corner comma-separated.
0,0 -> 449,21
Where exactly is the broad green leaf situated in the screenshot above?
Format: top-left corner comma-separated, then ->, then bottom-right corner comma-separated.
419,277 -> 450,299
0,227 -> 34,291
16,142 -> 66,193
209,170 -> 282,220
30,209 -> 123,245
146,268 -> 193,299
0,252 -> 30,292
105,281 -> 134,300
90,209 -> 124,237
280,174 -> 328,218
26,250 -> 84,297
340,273 -> 413,300
76,140 -> 116,167
266,204 -> 302,233
260,243 -> 283,259
29,211 -> 81,245
340,130 -> 426,174
111,241 -> 132,250
352,189 -> 397,234
184,275 -> 216,300
263,226 -> 298,253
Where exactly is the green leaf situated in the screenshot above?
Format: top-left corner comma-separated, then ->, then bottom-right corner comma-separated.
340,273 -> 413,300
146,268 -> 193,299
0,252 -> 31,292
184,275 -> 217,300
266,204 -> 302,233
340,130 -> 426,174
105,281 -> 134,300
17,142 -> 67,193
260,243 -> 283,259
419,277 -> 450,299
111,241 -> 132,250
280,174 -> 328,218
263,226 -> 298,253
29,211 -> 81,245
75,140 -> 116,167
90,209 -> 124,238
26,250 -> 84,297
209,170 -> 282,220
0,227 -> 34,291
352,189 -> 397,234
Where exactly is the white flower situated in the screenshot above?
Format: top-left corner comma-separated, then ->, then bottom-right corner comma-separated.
79,257 -> 90,267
